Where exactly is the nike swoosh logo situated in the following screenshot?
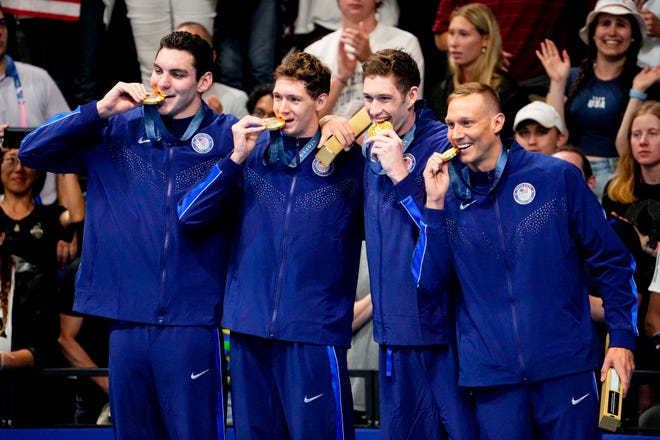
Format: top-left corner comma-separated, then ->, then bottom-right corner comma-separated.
190,369 -> 210,380
138,136 -> 151,144
460,200 -> 476,210
303,393 -> 323,403
571,393 -> 590,405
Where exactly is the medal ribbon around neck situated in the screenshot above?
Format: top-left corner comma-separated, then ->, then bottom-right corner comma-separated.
264,129 -> 321,168
449,145 -> 508,201
144,103 -> 207,143
362,123 -> 416,175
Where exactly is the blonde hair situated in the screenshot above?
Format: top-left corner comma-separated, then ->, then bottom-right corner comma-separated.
448,3 -> 504,90
607,101 -> 660,204
448,82 -> 501,115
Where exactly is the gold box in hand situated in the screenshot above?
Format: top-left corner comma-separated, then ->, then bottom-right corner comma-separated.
315,107 -> 373,167
599,368 -> 623,432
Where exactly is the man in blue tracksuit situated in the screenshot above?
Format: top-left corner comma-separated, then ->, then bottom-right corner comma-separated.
360,49 -> 478,439
416,82 -> 638,439
178,52 -> 364,439
19,32 -> 235,440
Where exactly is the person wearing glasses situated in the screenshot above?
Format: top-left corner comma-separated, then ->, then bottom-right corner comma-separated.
0,129 -> 84,426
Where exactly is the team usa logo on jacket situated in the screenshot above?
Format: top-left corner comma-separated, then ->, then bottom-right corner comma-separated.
513,182 -> 536,205
191,133 -> 214,154
403,153 -> 416,172
312,158 -> 334,177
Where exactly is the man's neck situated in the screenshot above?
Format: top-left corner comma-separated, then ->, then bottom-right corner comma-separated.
397,112 -> 416,138
468,142 -> 503,173
171,98 -> 203,120
291,120 -> 320,140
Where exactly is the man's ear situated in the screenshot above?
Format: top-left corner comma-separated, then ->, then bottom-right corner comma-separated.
316,93 -> 329,113
197,71 -> 214,94
492,112 -> 505,135
406,86 -> 419,110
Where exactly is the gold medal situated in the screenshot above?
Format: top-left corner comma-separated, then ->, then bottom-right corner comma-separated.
144,90 -> 165,105
439,146 -> 460,163
367,121 -> 393,137
264,116 -> 285,131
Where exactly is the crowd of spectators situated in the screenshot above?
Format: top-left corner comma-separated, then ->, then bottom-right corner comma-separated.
0,0 -> 659,433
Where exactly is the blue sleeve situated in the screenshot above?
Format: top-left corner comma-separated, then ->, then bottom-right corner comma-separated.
19,102 -> 103,174
395,173 -> 426,228
411,208 -> 454,292
177,155 -> 245,227
395,119 -> 451,227
567,167 -> 638,349
178,126 -> 271,227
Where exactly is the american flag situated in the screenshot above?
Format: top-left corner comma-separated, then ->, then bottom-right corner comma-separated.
2,0 -> 80,21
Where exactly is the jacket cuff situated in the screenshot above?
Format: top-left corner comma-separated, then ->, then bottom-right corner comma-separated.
393,172 -> 419,201
608,329 -> 637,351
83,101 -> 104,125
424,207 -> 446,228
219,154 -> 244,180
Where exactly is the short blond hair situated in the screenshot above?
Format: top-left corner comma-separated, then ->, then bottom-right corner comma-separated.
448,82 -> 501,116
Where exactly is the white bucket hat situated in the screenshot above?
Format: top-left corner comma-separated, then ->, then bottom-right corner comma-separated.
579,0 -> 646,45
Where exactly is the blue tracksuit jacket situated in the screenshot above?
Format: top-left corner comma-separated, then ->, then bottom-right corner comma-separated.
414,141 -> 638,387
365,100 -> 457,346
178,131 -> 365,347
19,102 -> 238,326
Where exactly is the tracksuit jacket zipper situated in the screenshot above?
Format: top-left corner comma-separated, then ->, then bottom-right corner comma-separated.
158,146 -> 175,325
494,194 -> 527,376
269,174 -> 297,338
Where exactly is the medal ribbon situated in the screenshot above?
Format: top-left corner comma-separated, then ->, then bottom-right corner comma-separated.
264,130 -> 321,168
362,123 -> 416,175
449,146 -> 508,201
144,103 -> 207,143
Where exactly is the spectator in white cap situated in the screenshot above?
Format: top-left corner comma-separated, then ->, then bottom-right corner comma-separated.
514,101 -> 567,155
536,0 -> 660,201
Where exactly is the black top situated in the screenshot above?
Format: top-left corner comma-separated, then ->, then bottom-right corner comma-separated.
602,179 -> 660,369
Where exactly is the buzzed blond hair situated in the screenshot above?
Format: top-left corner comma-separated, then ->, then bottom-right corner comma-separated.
448,82 -> 501,116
